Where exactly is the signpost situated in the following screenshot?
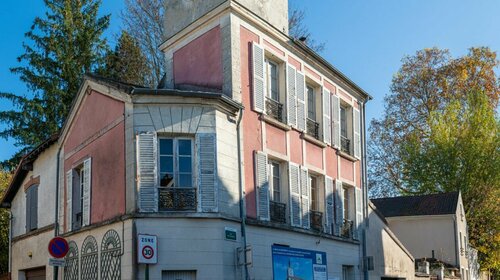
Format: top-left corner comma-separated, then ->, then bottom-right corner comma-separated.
49,258 -> 66,267
138,234 -> 158,280
48,237 -> 69,269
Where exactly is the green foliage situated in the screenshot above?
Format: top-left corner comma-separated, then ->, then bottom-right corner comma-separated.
0,0 -> 110,169
0,171 -> 12,274
401,91 -> 500,271
97,31 -> 148,85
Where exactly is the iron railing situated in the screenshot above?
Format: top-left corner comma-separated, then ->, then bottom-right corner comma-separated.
265,97 -> 284,122
306,118 -> 320,139
270,201 -> 287,224
159,187 -> 197,211
341,136 -> 351,155
341,219 -> 354,239
310,210 -> 323,231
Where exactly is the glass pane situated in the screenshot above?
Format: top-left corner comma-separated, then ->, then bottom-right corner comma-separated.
160,172 -> 174,187
178,140 -> 192,155
160,156 -> 173,173
159,139 -> 173,155
179,157 -> 192,172
307,86 -> 315,120
179,174 -> 192,187
272,163 -> 280,177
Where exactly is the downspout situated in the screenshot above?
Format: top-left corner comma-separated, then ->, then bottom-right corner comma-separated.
360,100 -> 369,280
236,107 -> 249,280
53,146 -> 62,280
8,212 -> 12,278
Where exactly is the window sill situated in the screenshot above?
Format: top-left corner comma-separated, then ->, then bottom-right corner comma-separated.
260,114 -> 291,131
301,133 -> 327,148
12,224 -> 55,243
337,150 -> 358,162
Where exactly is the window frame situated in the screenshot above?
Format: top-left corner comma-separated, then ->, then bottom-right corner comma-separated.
306,85 -> 316,121
268,160 -> 281,203
71,164 -> 84,231
25,184 -> 38,232
309,174 -> 319,211
158,137 -> 194,189
265,58 -> 280,102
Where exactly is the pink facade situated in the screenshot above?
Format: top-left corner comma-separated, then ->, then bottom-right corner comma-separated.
305,66 -> 322,82
340,157 -> 354,183
289,130 -> 303,164
305,142 -> 323,169
325,149 -> 338,178
64,91 -> 126,229
263,39 -> 285,58
173,27 -> 223,90
288,56 -> 302,71
265,123 -> 287,155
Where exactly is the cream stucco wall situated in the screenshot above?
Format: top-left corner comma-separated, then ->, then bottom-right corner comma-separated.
11,230 -> 54,280
367,204 -> 415,280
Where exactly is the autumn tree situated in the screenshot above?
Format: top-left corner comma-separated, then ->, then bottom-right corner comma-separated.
98,31 -> 148,85
121,0 -> 165,88
401,91 -> 500,273
0,0 -> 110,169
0,171 -> 12,274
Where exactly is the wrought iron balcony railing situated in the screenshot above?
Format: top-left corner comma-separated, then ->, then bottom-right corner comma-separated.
310,210 -> 323,231
265,97 -> 284,122
341,136 -> 351,155
158,187 -> 197,211
341,219 -> 354,239
306,118 -> 320,139
270,201 -> 287,224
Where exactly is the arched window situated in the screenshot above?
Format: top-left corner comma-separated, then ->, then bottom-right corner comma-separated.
64,241 -> 79,280
101,229 -> 121,280
81,235 -> 98,280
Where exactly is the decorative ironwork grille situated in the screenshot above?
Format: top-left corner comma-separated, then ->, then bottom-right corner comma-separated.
306,118 -> 320,139
270,201 -> 286,224
101,230 -> 121,280
64,241 -> 79,280
81,236 -> 98,280
341,136 -> 351,155
310,210 -> 323,231
265,97 -> 284,121
159,187 -> 197,211
341,219 -> 354,239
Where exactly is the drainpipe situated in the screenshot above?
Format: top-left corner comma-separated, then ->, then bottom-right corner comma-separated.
53,146 -> 62,280
360,100 -> 369,280
8,212 -> 12,278
236,107 -> 249,280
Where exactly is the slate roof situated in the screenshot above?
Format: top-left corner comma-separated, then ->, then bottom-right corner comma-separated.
371,192 -> 459,218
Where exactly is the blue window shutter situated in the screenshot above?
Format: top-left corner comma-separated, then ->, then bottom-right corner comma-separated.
325,176 -> 334,234
300,167 -> 310,229
136,132 -> 159,213
197,133 -> 218,212
289,163 -> 301,227
254,151 -> 269,221
334,180 -> 344,236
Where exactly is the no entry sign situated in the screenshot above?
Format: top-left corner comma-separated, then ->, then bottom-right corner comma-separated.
138,234 -> 157,264
48,237 -> 69,259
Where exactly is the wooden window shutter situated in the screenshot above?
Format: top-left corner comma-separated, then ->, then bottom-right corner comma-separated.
254,151 -> 269,221
25,188 -> 31,232
136,131 -> 158,213
66,170 -> 73,232
288,163 -> 301,227
323,88 -> 332,145
334,179 -> 344,236
331,95 -> 341,148
286,64 -> 297,127
197,133 -> 218,213
300,167 -> 310,229
296,71 -> 306,131
82,158 -> 92,227
252,43 -> 265,113
353,108 -> 361,159
325,176 -> 334,234
354,187 -> 363,240
31,187 -> 38,231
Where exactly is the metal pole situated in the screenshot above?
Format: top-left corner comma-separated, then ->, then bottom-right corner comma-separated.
145,264 -> 149,280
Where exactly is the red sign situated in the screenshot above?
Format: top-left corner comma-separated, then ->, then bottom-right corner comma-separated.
142,245 -> 154,260
48,237 -> 69,259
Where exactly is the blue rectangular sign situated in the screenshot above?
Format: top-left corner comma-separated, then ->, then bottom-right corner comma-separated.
272,245 -> 327,280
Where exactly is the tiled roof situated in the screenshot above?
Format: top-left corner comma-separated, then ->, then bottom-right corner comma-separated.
371,192 -> 459,218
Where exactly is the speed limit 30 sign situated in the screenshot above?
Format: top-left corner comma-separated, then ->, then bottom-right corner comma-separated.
138,234 -> 157,264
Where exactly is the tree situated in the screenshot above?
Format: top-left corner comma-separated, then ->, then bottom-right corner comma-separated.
369,47 -> 500,197
0,0 -> 110,169
400,91 -> 500,273
0,171 -> 12,274
288,3 -> 325,53
121,0 -> 165,88
98,31 -> 148,85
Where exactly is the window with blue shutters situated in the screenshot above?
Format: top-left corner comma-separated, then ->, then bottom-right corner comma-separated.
25,185 -> 38,232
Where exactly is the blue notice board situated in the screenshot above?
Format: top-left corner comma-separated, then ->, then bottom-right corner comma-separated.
272,245 -> 328,280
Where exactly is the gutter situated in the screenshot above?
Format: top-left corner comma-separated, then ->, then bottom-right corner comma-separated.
360,100 -> 369,280
236,107 -> 249,280
53,146 -> 62,280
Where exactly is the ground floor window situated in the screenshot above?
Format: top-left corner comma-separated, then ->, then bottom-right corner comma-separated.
342,265 -> 355,280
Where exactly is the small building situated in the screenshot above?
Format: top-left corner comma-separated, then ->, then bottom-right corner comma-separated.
371,192 -> 477,280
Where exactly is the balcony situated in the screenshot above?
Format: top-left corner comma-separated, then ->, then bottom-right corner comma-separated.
270,201 -> 287,224
310,210 -> 323,231
341,219 -> 354,239
341,136 -> 351,155
158,187 -> 197,211
265,97 -> 284,122
306,118 -> 320,139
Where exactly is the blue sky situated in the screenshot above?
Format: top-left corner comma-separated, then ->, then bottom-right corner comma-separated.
1,0 -> 500,161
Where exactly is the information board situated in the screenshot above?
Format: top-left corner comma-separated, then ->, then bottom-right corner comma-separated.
272,245 -> 328,280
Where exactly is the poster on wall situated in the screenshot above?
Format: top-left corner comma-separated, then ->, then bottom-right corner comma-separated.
272,245 -> 328,280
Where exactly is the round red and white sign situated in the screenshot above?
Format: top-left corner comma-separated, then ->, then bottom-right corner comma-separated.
142,245 -> 154,260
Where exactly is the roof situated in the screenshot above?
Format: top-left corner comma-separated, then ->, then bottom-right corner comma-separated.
371,192 -> 460,218
1,134 -> 59,207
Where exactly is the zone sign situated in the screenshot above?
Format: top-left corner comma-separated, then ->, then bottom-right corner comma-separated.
138,234 -> 157,264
